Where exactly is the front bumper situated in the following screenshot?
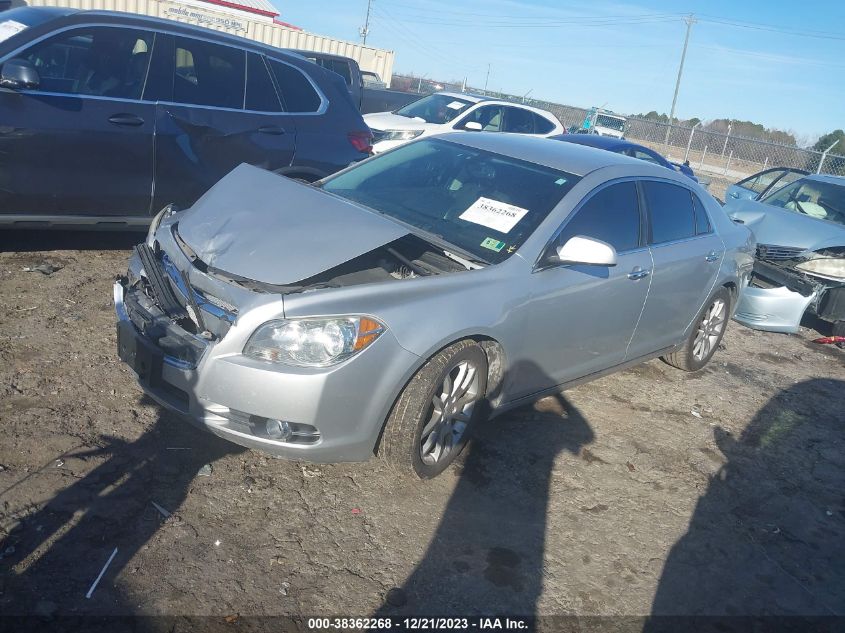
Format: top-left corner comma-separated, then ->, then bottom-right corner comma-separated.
114,276 -> 419,463
733,259 -> 822,333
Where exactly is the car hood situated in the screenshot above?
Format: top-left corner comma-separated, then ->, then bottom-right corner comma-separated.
364,111 -> 433,132
174,164 -> 408,286
726,198 -> 845,252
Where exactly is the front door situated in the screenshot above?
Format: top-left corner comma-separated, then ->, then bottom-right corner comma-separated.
147,36 -> 296,211
511,180 -> 652,399
0,26 -> 155,217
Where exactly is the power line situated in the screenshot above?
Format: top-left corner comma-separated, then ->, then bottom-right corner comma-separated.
697,15 -> 845,42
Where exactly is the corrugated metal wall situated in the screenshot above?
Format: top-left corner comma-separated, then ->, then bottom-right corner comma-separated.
21,0 -> 395,80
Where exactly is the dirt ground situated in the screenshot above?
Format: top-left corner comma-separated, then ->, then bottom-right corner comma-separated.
1,231 -> 843,624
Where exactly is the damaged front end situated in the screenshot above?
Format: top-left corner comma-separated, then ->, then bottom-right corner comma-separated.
734,244 -> 845,333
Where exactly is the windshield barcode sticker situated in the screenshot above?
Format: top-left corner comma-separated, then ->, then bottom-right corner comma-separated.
459,197 -> 529,234
446,101 -> 466,110
0,20 -> 26,44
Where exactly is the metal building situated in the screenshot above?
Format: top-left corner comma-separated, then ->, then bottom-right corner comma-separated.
5,0 -> 395,80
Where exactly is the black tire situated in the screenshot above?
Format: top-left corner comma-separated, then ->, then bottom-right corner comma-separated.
663,287 -> 732,372
379,340 -> 488,479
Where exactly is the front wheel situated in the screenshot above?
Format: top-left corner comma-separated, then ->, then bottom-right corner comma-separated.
380,340 -> 488,479
663,287 -> 731,372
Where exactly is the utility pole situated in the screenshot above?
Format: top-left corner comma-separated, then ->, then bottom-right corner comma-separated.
484,63 -> 491,91
359,0 -> 372,46
664,14 -> 696,146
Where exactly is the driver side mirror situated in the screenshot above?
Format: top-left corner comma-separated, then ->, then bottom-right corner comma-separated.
463,121 -> 483,131
551,236 -> 617,267
0,59 -> 40,91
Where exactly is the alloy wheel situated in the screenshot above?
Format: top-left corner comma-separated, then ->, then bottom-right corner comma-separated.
693,298 -> 726,361
419,360 -> 481,465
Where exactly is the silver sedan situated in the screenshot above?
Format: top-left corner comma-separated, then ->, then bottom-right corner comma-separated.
115,133 -> 754,478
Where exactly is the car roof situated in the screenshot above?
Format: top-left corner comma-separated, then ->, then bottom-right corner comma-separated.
288,49 -> 357,64
437,91 -> 486,103
551,134 -> 631,150
805,174 -> 845,186
439,132 -> 670,178
39,9 -> 314,63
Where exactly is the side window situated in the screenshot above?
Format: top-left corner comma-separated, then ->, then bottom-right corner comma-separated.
642,181 -> 696,244
503,107 -> 535,134
268,59 -> 321,112
691,193 -> 712,234
328,59 -> 352,86
245,53 -> 281,112
458,105 -> 503,131
173,36 -> 245,109
533,113 -> 555,134
20,26 -> 153,99
556,182 -> 641,253
630,149 -> 662,165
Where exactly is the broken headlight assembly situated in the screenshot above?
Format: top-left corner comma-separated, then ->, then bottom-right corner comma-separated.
795,257 -> 845,282
146,204 -> 179,248
243,316 -> 386,367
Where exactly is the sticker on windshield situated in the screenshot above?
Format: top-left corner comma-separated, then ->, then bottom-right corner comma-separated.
459,197 -> 529,234
446,101 -> 465,110
480,237 -> 506,252
0,20 -> 26,44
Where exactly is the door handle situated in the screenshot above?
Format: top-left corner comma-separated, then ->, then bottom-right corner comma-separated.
108,113 -> 144,127
627,267 -> 650,280
729,191 -> 739,198
705,251 -> 721,262
257,126 -> 286,135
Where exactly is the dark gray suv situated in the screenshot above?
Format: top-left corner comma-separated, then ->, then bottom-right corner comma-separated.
0,7 -> 373,228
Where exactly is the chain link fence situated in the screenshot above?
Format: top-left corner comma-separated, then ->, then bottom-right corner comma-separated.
391,73 -> 845,202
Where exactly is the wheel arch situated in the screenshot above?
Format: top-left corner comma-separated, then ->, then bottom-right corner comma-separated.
371,333 -> 508,456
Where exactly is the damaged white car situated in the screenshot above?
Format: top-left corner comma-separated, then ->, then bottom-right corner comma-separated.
729,174 -> 845,336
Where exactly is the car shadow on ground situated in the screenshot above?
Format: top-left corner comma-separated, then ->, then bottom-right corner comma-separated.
646,378 -> 845,630
0,409 -> 240,622
0,230 -> 143,254
376,369 -> 596,616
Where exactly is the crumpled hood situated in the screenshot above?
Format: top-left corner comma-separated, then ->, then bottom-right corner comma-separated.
363,111 -> 432,132
174,164 -> 408,286
726,198 -> 845,252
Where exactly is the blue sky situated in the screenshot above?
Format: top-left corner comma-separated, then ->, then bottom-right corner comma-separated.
276,1 -> 845,142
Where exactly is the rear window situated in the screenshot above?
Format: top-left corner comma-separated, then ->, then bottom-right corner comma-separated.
321,138 -> 580,264
268,58 -> 322,112
642,181 -> 696,244
245,53 -> 282,112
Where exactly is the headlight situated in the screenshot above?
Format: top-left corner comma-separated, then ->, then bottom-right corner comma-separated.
795,257 -> 845,282
380,129 -> 423,142
244,316 -> 386,367
146,203 -> 178,247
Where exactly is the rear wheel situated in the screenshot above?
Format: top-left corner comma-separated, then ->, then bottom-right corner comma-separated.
380,340 -> 488,479
663,287 -> 731,372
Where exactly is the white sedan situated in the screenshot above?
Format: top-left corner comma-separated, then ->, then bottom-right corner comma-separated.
364,92 -> 565,153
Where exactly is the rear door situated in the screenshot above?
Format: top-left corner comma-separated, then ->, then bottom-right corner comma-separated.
0,25 -> 155,218
148,34 -> 296,211
627,180 -> 723,357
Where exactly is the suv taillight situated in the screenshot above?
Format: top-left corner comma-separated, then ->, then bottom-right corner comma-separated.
348,130 -> 374,154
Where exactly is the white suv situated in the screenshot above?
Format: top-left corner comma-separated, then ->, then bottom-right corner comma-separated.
364,91 -> 564,153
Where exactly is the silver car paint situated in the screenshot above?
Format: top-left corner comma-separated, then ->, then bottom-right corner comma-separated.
176,165 -> 408,286
117,134 -> 753,462
727,175 -> 845,332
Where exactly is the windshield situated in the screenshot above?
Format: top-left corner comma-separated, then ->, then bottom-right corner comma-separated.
0,7 -> 63,43
761,178 -> 845,226
395,94 -> 474,124
595,114 -> 626,132
320,138 -> 580,264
